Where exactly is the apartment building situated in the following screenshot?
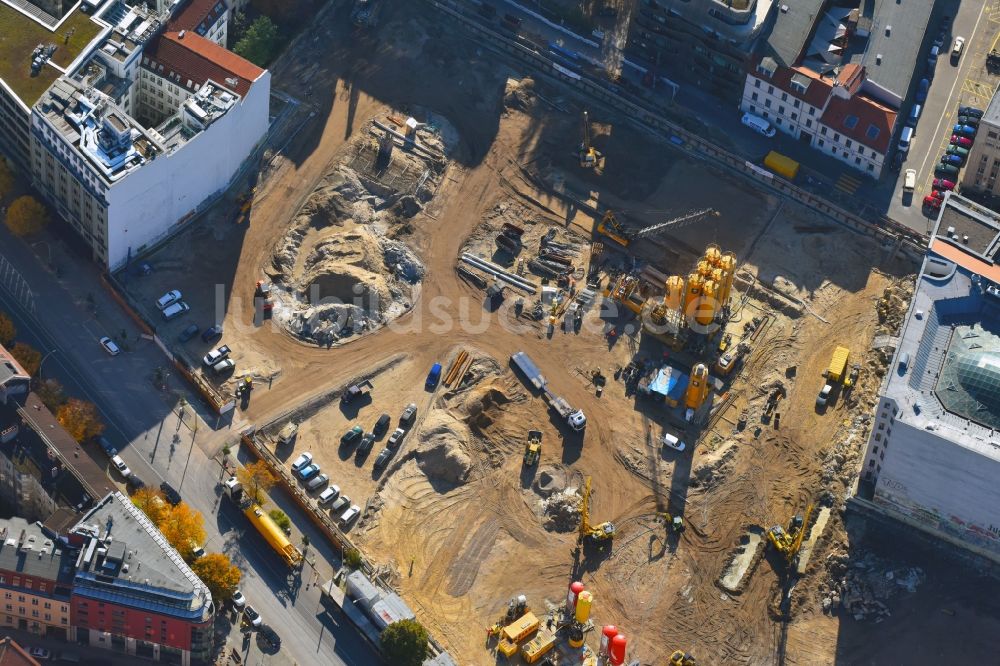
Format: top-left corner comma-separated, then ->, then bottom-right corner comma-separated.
0,344 -> 30,406
741,58 -> 896,176
854,194 -> 1000,562
0,517 -> 75,638
961,88 -> 1000,196
1,0 -> 267,269
67,493 -> 215,665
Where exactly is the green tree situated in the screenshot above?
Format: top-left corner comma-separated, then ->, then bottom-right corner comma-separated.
381,619 -> 428,666
36,378 -> 67,412
191,553 -> 241,603
343,547 -> 363,570
4,196 -> 49,237
56,399 -> 105,442
0,312 -> 15,347
268,509 -> 290,532
0,157 -> 12,199
233,16 -> 282,67
10,342 -> 41,376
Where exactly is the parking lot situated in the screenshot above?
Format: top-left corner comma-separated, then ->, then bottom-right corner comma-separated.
887,0 -> 999,231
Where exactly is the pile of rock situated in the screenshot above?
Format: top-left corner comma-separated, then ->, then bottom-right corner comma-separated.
819,548 -> 924,622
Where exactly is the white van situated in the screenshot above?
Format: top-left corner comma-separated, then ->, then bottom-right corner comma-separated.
903,169 -> 916,191
662,433 -> 686,452
339,505 -> 361,526
741,112 -> 777,138
161,301 -> 190,320
898,126 -> 914,153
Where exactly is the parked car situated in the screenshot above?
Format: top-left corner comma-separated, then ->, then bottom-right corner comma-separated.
330,495 -> 351,513
306,473 -> 329,491
374,447 -> 393,469
952,36 -> 965,60
191,543 -> 206,559
297,463 -> 321,481
891,151 -> 904,172
359,432 -> 375,452
111,455 -> 131,478
933,178 -> 956,191
373,413 -> 391,435
941,153 -> 964,166
953,124 -> 977,137
387,428 -> 406,449
99,336 -> 120,356
915,78 -> 929,103
923,195 -> 942,210
202,345 -> 231,367
162,301 -> 189,320
291,452 -> 313,472
340,425 -> 363,446
947,145 -> 969,157
96,435 -> 117,457
927,189 -> 945,201
400,403 -> 417,425
259,624 -> 281,650
160,482 -> 181,505
318,485 -> 341,505
941,15 -> 952,30
951,135 -> 973,148
231,590 -> 246,609
212,358 -> 235,376
958,115 -> 979,128
28,648 -> 51,660
425,362 -> 442,389
244,605 -> 262,628
959,105 -> 984,118
903,169 -> 917,191
340,505 -> 361,526
126,475 -> 145,492
201,325 -> 224,343
155,290 -> 182,310
178,324 -> 200,343
935,163 -> 960,177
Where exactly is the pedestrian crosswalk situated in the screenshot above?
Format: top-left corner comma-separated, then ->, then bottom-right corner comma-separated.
835,172 -> 862,195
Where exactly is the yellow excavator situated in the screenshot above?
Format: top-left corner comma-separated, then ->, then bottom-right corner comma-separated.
579,110 -> 603,170
670,650 -> 697,665
523,430 -> 541,466
657,511 -> 685,533
767,504 -> 814,568
579,476 -> 615,541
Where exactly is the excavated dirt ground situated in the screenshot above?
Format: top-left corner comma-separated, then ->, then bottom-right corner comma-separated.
141,1 -> 1000,663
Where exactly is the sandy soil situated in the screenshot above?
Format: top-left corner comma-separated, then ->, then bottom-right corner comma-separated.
119,1 -> 1000,664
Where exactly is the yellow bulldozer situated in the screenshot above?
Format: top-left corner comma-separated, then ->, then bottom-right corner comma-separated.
523,430 -> 541,466
579,476 -> 615,541
766,504 -> 814,569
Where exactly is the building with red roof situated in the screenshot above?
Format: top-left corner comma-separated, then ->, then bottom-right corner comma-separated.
166,0 -> 229,46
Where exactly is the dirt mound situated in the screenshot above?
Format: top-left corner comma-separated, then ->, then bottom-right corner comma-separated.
876,278 -> 916,335
461,382 -> 515,429
541,489 -> 581,532
417,412 -> 473,484
533,465 -> 569,497
504,77 -> 536,111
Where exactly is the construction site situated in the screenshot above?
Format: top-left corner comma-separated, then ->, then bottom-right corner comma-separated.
117,1 -> 1000,664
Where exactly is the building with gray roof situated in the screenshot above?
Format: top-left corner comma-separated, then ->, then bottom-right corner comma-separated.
853,0 -> 936,109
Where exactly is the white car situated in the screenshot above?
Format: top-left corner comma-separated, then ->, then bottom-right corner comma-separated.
290,452 -> 313,472
111,455 -> 131,478
99,336 -> 120,356
662,433 -> 686,452
903,169 -> 916,191
162,301 -> 190,320
339,505 -> 361,526
231,589 -> 246,609
318,485 -> 341,505
952,36 -> 965,58
156,289 -> 182,310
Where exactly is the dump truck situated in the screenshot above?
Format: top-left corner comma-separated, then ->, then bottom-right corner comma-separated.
224,476 -> 303,568
764,151 -> 800,180
817,346 -> 850,408
511,352 -> 586,431
341,379 -> 373,404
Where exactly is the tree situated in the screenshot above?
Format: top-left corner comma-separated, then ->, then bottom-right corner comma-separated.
4,196 -> 49,237
132,487 -> 169,526
158,502 -> 206,561
9,342 -> 41,376
56,399 -> 105,442
0,312 -> 14,347
343,547 -> 363,570
36,378 -> 67,412
0,157 -> 12,199
268,509 -> 290,532
381,619 -> 429,666
233,16 -> 282,67
237,460 -> 276,505
191,553 -> 241,603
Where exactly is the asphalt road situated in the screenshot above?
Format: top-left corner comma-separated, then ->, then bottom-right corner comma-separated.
0,226 -> 377,665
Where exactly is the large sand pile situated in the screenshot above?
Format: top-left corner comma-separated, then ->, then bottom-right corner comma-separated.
416,411 -> 473,485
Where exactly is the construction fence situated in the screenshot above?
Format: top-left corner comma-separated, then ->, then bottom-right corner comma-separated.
425,0 -> 926,265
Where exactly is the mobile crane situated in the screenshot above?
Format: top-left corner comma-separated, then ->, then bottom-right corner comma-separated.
579,476 -> 615,541
579,111 -> 603,170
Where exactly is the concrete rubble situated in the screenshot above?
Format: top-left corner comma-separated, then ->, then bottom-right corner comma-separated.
819,548 -> 925,622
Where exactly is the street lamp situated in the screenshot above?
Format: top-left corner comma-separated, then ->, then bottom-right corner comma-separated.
38,349 -> 59,381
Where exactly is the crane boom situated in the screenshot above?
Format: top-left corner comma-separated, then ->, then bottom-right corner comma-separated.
632,208 -> 719,239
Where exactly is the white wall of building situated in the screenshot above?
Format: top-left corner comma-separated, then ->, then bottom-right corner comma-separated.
105,72 -> 269,268
866,409 -> 1000,556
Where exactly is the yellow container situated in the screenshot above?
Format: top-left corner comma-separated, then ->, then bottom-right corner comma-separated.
575,591 -> 593,623
697,259 -> 713,278
705,243 -> 722,267
696,280 -> 718,326
664,275 -> 685,311
568,632 -> 585,648
685,363 -> 710,410
497,639 -> 518,657
684,273 -> 703,316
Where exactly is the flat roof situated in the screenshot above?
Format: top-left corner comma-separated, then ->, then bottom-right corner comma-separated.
983,83 -> 1000,130
0,516 -> 76,587
855,0 -> 934,103
0,1 -> 104,107
758,0 -> 825,67
931,194 -> 1000,281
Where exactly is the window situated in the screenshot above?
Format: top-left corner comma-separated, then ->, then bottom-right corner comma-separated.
878,423 -> 885,431
855,157 -> 861,165
869,459 -> 875,468
806,119 -> 812,128
821,126 -> 827,136
781,92 -> 788,101
873,446 -> 879,455
818,139 -> 825,147
763,112 -> 769,119
778,105 -> 785,115
751,92 -> 758,101
809,107 -> 815,116
793,99 -> 800,109
866,125 -> 880,141
834,132 -> 841,141
765,99 -> 771,108
768,85 -> 774,94
749,105 -> 756,113
989,130 -> 998,139
844,114 -> 859,129
846,139 -> 853,148
791,113 -> 797,121
874,433 -> 882,442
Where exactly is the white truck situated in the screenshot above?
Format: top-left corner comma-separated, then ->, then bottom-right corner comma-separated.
510,352 -> 586,431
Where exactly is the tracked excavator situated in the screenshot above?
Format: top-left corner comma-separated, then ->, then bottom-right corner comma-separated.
767,504 -> 814,569
579,476 -> 615,541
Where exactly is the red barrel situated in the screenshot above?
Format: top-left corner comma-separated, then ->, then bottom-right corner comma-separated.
599,625 -> 618,656
566,581 -> 585,610
609,633 -> 627,665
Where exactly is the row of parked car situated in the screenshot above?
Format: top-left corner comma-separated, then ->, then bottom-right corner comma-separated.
156,289 -> 226,347
926,105 -> 985,210
290,451 -> 362,527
